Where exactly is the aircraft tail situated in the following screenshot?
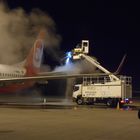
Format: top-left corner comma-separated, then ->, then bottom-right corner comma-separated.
24,31 -> 45,76
115,54 -> 127,75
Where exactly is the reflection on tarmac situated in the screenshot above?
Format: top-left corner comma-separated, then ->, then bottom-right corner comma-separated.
0,100 -> 139,111
0,95 -> 75,109
0,94 -> 139,110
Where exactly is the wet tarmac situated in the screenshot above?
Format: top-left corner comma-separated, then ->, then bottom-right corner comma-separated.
0,96 -> 139,110
0,105 -> 140,140
0,97 -> 140,139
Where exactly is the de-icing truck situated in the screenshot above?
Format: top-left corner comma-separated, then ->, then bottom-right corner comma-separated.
72,40 -> 132,107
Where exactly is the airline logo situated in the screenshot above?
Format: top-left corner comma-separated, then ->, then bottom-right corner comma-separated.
33,39 -> 44,68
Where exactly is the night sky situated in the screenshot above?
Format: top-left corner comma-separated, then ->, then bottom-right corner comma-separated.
3,0 -> 140,91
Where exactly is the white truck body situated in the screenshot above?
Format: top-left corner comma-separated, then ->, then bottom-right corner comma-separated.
73,81 -> 122,98
73,76 -> 132,107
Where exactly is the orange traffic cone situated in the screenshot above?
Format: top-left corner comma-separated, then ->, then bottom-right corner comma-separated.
117,102 -> 120,110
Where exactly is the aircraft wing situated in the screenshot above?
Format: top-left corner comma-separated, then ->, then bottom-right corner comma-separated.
0,72 -> 112,83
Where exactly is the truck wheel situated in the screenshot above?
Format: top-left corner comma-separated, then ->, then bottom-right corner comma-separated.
76,98 -> 83,105
106,99 -> 113,107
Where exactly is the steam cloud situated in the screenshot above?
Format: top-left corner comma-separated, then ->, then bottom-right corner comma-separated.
0,3 -> 61,64
54,59 -> 97,74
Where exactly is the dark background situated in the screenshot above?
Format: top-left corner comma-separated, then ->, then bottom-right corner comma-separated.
3,0 -> 140,93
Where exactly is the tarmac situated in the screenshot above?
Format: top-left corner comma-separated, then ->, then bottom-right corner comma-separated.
0,102 -> 140,140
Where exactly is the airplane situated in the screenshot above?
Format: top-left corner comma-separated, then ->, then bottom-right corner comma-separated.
0,31 -> 102,93
0,34 -> 127,94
